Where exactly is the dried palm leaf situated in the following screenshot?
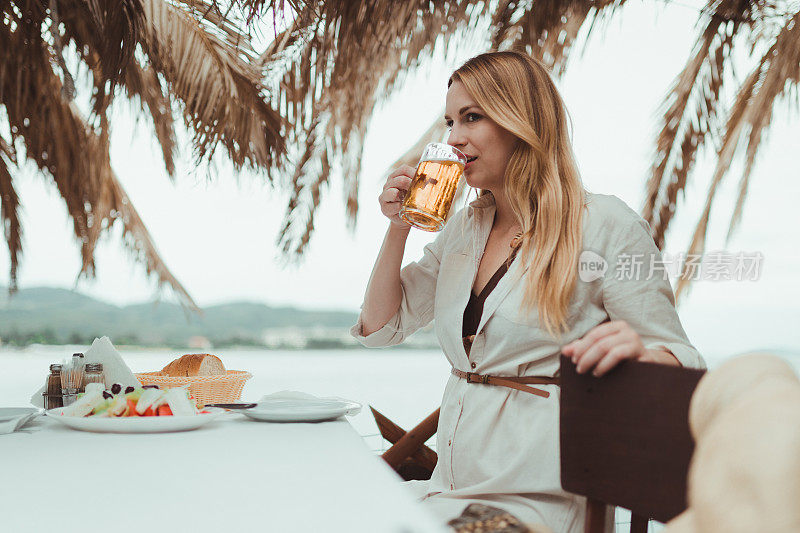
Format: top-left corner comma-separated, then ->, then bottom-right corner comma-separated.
48,0 -> 77,100
232,0 -> 300,25
2,27 -> 95,265
726,9 -> 800,238
0,151 -> 21,293
0,135 -> 15,163
277,118 -> 324,254
492,0 -> 623,75
122,62 -> 177,176
643,11 -> 737,249
675,9 -> 800,299
56,0 -> 145,88
173,0 -> 262,62
140,0 -> 284,171
1,0 -> 291,305
674,58 -> 767,298
0,24 -> 195,308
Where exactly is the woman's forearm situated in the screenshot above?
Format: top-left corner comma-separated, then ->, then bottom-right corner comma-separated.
360,224 -> 411,336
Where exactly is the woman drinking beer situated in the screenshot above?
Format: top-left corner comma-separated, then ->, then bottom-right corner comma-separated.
351,50 -> 705,532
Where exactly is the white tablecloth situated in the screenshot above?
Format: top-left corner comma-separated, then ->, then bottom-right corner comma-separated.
0,413 -> 447,533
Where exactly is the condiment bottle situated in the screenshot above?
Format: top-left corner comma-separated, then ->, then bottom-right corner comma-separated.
83,363 -> 105,388
44,364 -> 63,409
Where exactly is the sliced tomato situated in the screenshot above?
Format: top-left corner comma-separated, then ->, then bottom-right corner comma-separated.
126,399 -> 139,417
157,404 -> 173,416
142,406 -> 156,416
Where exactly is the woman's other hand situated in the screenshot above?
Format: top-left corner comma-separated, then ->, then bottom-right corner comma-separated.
561,320 -> 680,377
380,166 -> 415,228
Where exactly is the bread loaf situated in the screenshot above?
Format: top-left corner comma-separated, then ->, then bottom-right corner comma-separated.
161,354 -> 226,377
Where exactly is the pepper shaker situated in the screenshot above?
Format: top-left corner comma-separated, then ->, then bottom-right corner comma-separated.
43,364 -> 63,409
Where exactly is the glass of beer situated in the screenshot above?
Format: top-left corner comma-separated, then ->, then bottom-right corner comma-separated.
399,143 -> 466,232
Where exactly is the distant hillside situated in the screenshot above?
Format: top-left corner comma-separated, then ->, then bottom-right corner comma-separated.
0,286 -> 363,348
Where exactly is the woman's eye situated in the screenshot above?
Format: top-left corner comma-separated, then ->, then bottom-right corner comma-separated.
466,113 -> 481,123
444,120 -> 453,129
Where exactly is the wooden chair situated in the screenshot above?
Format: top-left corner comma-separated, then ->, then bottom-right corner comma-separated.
371,405 -> 440,481
559,354 -> 706,533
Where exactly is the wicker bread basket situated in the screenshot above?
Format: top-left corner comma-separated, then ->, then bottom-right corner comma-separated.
135,370 -> 252,407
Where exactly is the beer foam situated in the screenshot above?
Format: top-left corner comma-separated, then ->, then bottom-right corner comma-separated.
420,143 -> 466,164
420,157 -> 464,165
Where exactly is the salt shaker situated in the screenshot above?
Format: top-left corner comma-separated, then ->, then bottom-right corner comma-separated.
83,363 -> 105,388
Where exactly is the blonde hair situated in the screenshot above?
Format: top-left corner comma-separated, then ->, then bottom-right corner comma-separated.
449,51 -> 585,338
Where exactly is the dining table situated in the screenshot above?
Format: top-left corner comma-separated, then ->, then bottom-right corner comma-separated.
0,411 -> 448,533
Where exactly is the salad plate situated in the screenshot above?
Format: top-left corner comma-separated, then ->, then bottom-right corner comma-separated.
240,397 -> 362,423
45,407 -> 224,434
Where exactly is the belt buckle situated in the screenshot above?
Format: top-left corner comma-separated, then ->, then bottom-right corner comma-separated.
464,372 -> 489,384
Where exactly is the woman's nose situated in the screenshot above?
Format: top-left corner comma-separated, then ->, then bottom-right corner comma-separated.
447,126 -> 466,149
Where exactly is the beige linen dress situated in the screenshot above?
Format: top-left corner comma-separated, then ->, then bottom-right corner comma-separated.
351,191 -> 706,532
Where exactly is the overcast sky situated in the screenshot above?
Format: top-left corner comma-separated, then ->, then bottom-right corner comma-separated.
2,1 -> 799,356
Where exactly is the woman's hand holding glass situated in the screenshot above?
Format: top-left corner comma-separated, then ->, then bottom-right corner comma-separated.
379,166 -> 415,229
561,320 -> 680,377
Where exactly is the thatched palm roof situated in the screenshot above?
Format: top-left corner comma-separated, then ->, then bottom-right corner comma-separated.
2,0 -> 799,307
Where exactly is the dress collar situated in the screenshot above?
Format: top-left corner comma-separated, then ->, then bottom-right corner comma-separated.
467,191 -> 496,211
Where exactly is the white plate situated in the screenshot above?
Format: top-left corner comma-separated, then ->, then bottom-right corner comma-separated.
45,408 -> 224,433
240,398 -> 362,423
0,407 -> 39,423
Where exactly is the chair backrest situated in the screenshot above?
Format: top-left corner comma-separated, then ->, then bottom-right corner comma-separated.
559,354 -> 706,524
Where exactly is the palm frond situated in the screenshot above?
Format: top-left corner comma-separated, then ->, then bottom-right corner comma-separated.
674,57 -> 767,298
2,27 -> 96,267
229,0 -> 299,25
643,11 -> 737,248
0,149 -> 21,294
122,62 -> 177,176
57,0 -> 145,88
48,0 -> 77,100
174,0 -> 262,62
140,0 -> 285,171
0,24 -> 195,308
277,118 -> 325,256
0,135 -> 15,163
675,9 -> 800,298
493,0 -> 624,75
725,9 -> 800,239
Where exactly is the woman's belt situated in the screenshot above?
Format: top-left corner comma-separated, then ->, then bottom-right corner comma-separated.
451,368 -> 560,398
